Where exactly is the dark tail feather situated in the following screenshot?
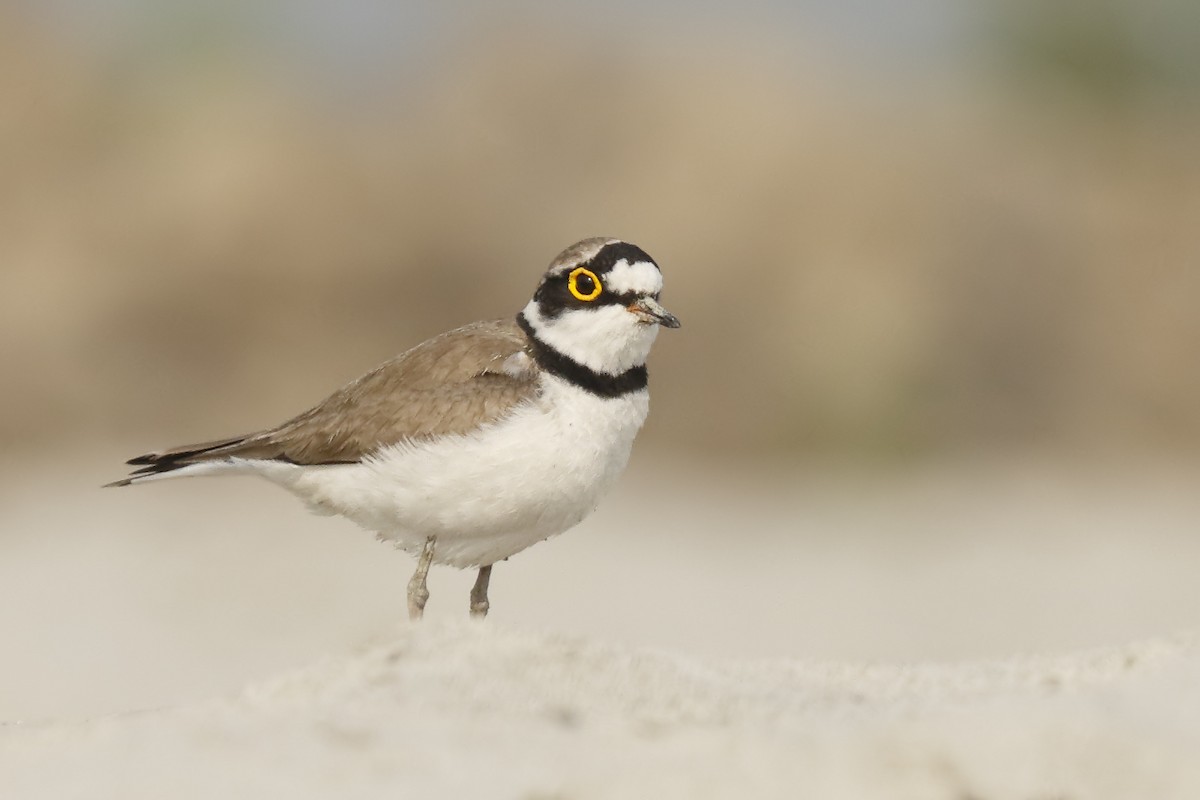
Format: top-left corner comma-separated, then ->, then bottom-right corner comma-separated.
104,434 -> 253,488
102,460 -> 192,487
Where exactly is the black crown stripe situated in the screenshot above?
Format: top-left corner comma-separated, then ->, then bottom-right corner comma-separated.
587,241 -> 656,276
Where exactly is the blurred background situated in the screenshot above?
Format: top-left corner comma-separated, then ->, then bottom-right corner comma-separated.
2,0 -> 1198,719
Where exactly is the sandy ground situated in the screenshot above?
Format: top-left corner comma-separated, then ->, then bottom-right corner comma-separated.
3,624 -> 1199,798
2,451 -> 1199,796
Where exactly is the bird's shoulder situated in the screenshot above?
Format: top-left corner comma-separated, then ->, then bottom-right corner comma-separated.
369,318 -> 536,390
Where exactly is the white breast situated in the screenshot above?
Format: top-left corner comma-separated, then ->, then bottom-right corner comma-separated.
247,376 -> 650,568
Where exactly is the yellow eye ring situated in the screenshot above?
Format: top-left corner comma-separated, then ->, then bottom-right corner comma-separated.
568,267 -> 603,301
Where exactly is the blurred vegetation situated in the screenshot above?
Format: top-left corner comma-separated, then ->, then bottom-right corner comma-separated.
2,4 -> 1198,458
988,0 -> 1200,104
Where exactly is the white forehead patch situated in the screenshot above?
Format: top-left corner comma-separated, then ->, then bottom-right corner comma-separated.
604,259 -> 663,296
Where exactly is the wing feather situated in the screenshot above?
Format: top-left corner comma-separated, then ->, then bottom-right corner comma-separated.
109,319 -> 539,483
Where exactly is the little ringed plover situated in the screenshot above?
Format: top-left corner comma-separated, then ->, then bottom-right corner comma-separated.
107,237 -> 680,619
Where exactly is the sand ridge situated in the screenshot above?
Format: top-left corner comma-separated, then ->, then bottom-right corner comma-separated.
4,623 -> 1199,799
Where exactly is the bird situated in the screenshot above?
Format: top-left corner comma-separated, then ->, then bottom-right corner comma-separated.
107,237 -> 680,620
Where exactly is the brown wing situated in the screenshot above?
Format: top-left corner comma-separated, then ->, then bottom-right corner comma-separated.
114,319 -> 539,480
253,318 -> 537,463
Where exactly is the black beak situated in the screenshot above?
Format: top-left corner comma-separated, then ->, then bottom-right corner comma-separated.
629,296 -> 681,328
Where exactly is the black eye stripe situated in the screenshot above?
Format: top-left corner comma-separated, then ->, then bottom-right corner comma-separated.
538,277 -> 644,315
533,241 -> 660,319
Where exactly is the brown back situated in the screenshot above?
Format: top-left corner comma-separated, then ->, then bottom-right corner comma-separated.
137,319 -> 539,467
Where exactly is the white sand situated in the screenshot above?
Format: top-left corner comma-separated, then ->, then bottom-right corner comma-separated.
3,623 -> 1199,798
3,453 -> 1200,796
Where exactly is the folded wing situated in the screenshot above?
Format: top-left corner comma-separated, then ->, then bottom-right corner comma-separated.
107,319 -> 538,486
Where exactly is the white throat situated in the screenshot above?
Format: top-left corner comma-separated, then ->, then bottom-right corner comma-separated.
520,300 -> 660,376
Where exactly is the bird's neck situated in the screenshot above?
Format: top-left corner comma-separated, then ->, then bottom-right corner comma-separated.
517,311 -> 649,398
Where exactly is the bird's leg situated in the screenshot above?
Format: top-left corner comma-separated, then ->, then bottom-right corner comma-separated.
469,565 -> 493,619
407,536 -> 436,620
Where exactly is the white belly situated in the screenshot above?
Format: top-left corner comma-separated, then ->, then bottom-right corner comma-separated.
248,377 -> 650,568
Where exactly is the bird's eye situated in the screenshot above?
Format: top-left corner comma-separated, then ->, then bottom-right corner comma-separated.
568,267 -> 603,302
